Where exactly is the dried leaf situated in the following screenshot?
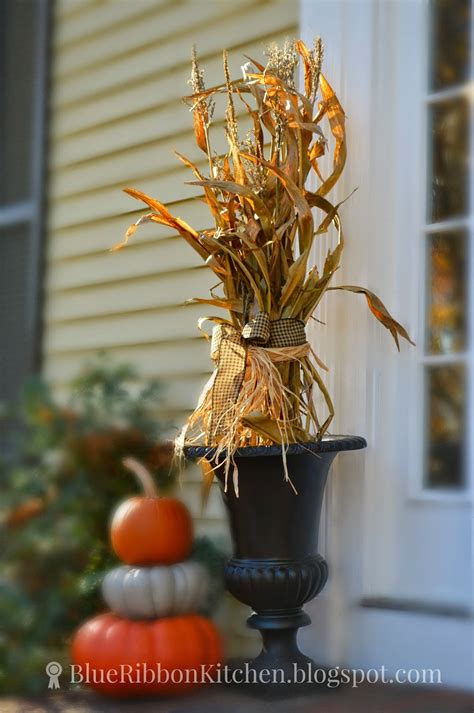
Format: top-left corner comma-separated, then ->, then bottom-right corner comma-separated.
183,78 -> 247,104
241,153 -> 314,251
309,140 -> 326,167
328,285 -> 415,349
193,109 -> 208,153
241,413 -> 310,444
175,151 -> 225,227
295,39 -> 314,99
240,413 -> 284,443
232,463 -> 239,497
243,54 -> 265,71
316,74 -> 346,196
121,187 -> 209,260
199,232 -> 266,311
123,187 -> 181,223
199,457 -> 215,511
185,297 -> 243,312
188,179 -> 273,238
280,248 -> 310,310
288,120 -> 325,140
197,315 -> 234,340
314,190 -> 356,236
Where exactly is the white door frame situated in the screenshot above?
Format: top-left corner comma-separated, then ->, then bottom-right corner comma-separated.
300,0 -> 473,689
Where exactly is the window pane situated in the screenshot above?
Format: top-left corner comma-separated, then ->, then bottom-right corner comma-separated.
424,364 -> 466,488
428,97 -> 470,222
0,225 -> 34,406
425,231 -> 467,354
0,0 -> 37,206
430,0 -> 472,91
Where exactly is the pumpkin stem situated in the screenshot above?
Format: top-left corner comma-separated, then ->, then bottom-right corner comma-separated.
122,457 -> 158,498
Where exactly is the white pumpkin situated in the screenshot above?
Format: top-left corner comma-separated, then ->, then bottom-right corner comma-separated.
101,560 -> 209,619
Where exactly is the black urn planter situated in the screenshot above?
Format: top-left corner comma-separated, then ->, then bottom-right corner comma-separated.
185,436 -> 366,677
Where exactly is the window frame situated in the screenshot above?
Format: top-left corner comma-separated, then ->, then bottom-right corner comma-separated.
409,0 -> 473,503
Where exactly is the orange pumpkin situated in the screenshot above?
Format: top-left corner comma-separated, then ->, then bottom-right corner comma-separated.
71,612 -> 223,696
111,458 -> 193,565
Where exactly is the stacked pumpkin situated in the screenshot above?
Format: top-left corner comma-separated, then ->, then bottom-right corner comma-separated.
71,458 -> 222,697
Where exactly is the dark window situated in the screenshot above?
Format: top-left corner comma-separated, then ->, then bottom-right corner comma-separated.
0,0 -> 51,411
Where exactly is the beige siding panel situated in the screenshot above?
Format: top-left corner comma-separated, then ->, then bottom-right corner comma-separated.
53,1 -> 295,107
52,33 -> 290,140
50,94 -> 251,171
51,104 -> 196,170
166,372 -> 213,414
56,0 -> 98,20
54,0 -> 260,78
50,127 -> 268,227
44,267 -> 214,322
46,236 -> 202,291
50,132 -> 206,200
43,340 -> 210,383
48,163 -> 216,230
52,116 -> 273,201
171,374 -> 212,414
53,372 -> 211,414
46,199 -> 211,260
44,304 -> 219,351
55,0 -> 173,48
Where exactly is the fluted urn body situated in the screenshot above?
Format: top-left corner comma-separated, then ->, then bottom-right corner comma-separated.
186,436 -> 366,677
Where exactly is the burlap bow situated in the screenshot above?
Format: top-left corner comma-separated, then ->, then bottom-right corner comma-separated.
209,313 -> 307,438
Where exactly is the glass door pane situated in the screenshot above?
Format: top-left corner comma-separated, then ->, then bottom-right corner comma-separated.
424,364 -> 467,488
425,230 -> 468,355
428,97 -> 469,223
430,0 -> 471,90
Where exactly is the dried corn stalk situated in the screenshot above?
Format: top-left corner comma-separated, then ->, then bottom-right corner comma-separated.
114,40 -> 413,485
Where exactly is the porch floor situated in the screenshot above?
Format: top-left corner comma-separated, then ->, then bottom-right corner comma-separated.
1,683 -> 472,712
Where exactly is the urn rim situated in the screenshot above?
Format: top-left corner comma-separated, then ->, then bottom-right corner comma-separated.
184,434 -> 367,460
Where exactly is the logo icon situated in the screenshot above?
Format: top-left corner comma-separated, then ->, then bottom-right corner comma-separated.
45,661 -> 62,689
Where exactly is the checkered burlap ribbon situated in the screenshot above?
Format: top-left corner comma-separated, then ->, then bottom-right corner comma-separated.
210,313 -> 306,438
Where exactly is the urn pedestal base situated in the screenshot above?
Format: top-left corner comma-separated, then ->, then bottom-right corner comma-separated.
225,554 -> 328,676
248,628 -> 314,678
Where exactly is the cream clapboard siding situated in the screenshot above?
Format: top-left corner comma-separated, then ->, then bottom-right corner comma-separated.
44,0 -> 297,654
